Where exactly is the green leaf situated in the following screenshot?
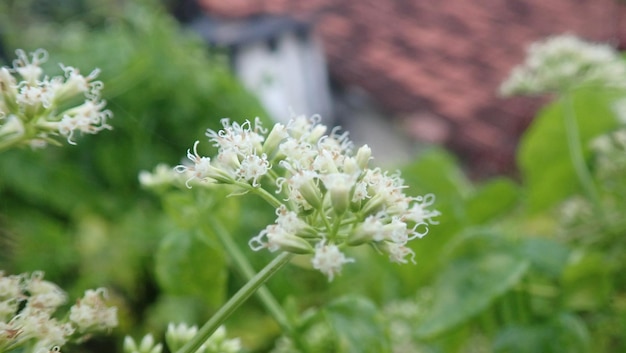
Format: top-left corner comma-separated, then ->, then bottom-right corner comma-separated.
155,228 -> 227,309
561,250 -> 612,311
494,313 -> 590,353
518,237 -> 569,278
465,177 -> 520,224
397,148 -> 472,286
322,295 -> 391,353
401,147 -> 471,198
417,254 -> 529,338
518,89 -> 620,212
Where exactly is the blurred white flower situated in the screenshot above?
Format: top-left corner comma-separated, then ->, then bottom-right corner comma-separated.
0,48 -> 112,150
500,34 -> 626,96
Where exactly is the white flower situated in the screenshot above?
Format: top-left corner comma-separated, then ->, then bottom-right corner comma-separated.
383,242 -> 417,264
24,272 -> 67,313
57,99 -> 112,144
139,163 -> 180,187
165,323 -> 198,352
0,272 -> 23,301
175,114 -> 440,281
69,288 -> 118,333
249,224 -> 312,254
500,34 -> 626,95
206,118 -> 265,156
54,65 -> 102,102
203,325 -> 241,353
0,48 -> 112,149
311,241 -> 354,281
124,334 -> 163,353
237,153 -> 270,186
12,48 -> 47,84
175,141 -> 224,187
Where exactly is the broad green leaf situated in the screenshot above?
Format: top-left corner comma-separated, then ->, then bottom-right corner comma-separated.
561,250 -> 612,311
155,228 -> 227,309
397,148 -> 472,285
322,295 -> 391,353
417,254 -> 529,338
518,89 -> 620,212
518,237 -> 569,278
465,177 -> 520,224
494,313 -> 589,353
401,147 -> 471,199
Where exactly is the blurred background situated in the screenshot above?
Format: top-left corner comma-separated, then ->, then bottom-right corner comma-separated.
1,0 -> 626,352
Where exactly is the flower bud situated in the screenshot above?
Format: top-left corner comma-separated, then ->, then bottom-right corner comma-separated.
355,144 -> 372,169
273,233 -> 314,254
0,115 -> 25,139
263,123 -> 287,157
321,173 -> 356,215
299,177 -> 323,209
166,323 -> 197,352
360,193 -> 385,216
0,68 -> 18,113
347,215 -> 382,245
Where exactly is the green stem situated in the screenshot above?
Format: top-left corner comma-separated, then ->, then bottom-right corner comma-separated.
236,181 -> 283,208
208,217 -> 302,341
175,252 -> 293,353
561,93 -> 603,213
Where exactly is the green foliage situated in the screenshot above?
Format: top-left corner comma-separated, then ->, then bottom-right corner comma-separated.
417,253 -> 529,338
518,88 -> 620,212
0,0 -> 266,345
2,3 -> 626,352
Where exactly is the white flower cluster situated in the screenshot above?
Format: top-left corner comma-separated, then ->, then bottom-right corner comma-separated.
0,48 -> 112,150
590,127 -> 626,181
175,115 -> 440,281
500,34 -> 626,96
125,323 -> 241,353
0,271 -> 117,353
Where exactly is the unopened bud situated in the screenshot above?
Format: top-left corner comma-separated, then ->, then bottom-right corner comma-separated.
355,145 -> 372,169
263,123 -> 287,157
274,233 -> 314,254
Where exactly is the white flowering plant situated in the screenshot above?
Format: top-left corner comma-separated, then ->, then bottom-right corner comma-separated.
0,49 -> 112,151
0,49 -> 118,353
139,113 -> 440,352
6,1 -> 626,350
0,271 -> 117,353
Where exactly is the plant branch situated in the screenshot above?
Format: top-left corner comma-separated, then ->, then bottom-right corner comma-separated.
561,93 -> 603,213
175,251 -> 293,353
208,218 -> 293,332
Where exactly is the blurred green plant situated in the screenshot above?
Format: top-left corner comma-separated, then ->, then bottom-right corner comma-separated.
2,4 -> 626,353
0,0 -> 266,347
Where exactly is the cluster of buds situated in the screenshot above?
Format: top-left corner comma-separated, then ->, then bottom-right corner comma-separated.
0,48 -> 112,150
0,271 -> 117,353
590,127 -> 626,185
500,34 -> 626,96
124,323 -> 241,353
174,115 -> 440,281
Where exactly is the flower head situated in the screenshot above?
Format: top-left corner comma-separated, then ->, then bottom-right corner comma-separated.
0,48 -> 112,150
175,114 -> 440,280
0,271 -> 117,353
500,34 -> 626,96
311,241 -> 355,282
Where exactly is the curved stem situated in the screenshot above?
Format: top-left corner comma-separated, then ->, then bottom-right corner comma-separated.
175,252 -> 293,353
561,93 -> 603,214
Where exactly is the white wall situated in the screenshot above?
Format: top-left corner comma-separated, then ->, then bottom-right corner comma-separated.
233,31 -> 332,123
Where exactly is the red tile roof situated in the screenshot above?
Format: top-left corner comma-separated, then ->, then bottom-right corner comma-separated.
197,0 -> 626,177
